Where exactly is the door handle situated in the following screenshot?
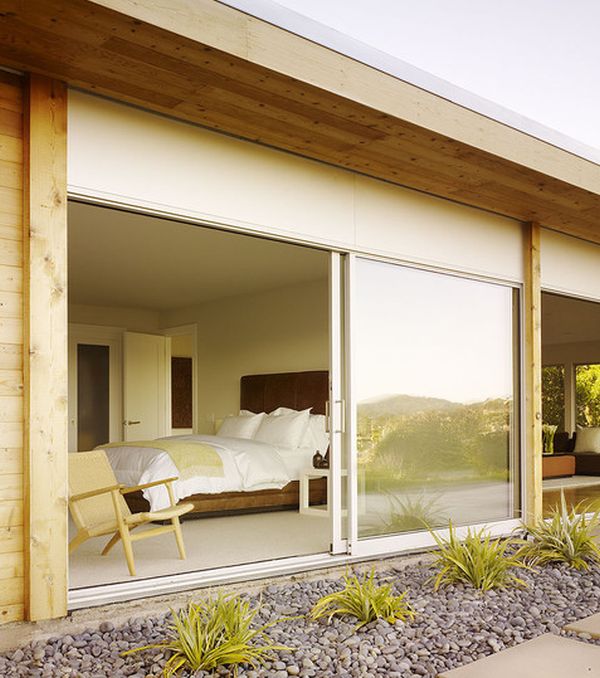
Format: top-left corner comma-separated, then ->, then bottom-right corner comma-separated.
123,420 -> 141,426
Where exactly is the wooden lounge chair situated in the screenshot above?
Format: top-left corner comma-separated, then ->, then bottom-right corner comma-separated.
68,450 -> 194,576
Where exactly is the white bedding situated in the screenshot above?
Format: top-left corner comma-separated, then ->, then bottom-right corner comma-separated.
103,434 -> 312,511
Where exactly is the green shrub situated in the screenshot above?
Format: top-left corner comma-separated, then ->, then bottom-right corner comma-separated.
519,492 -> 600,570
430,522 -> 528,591
310,569 -> 415,628
124,593 -> 289,677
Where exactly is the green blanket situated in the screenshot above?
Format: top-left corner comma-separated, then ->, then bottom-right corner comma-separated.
103,440 -> 224,481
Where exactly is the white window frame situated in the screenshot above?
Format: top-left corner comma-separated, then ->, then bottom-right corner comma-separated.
344,252 -> 525,558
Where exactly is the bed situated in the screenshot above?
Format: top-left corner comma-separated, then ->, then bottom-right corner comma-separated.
107,371 -> 329,517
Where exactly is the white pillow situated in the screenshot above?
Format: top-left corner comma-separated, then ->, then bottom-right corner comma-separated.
305,414 -> 330,453
574,427 -> 600,454
217,413 -> 265,439
269,406 -> 310,416
254,410 -> 310,448
269,407 -> 329,452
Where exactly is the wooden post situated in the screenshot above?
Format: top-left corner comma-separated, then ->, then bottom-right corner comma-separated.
523,221 -> 543,523
23,74 -> 68,621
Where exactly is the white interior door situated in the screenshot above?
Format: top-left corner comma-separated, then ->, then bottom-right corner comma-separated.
123,332 -> 170,441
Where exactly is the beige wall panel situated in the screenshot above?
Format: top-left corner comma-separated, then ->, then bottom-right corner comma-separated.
69,92 -> 524,281
354,175 -> 524,281
541,229 -> 600,301
68,92 -> 355,246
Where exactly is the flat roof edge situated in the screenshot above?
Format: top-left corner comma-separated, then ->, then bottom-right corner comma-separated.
218,0 -> 600,167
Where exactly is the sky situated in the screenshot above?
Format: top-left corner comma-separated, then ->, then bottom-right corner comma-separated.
267,0 -> 600,152
355,259 -> 514,404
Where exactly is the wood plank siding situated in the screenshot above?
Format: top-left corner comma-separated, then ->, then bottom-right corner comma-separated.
0,0 -> 599,243
0,71 -> 68,626
0,70 -> 24,625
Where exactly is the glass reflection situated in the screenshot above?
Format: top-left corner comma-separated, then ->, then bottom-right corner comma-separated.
355,259 -> 519,538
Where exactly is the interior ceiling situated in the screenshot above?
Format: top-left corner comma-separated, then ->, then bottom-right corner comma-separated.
68,202 -> 328,311
542,292 -> 600,346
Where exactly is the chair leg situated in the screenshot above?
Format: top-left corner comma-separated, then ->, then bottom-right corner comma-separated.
120,525 -> 136,576
101,531 -> 122,556
172,516 -> 186,560
68,531 -> 89,554
102,525 -> 139,556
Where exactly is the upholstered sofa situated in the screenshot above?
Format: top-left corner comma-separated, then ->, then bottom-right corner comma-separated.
554,429 -> 600,475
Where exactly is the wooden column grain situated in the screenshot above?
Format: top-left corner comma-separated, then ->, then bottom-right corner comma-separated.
523,222 -> 543,523
0,69 -> 25,625
23,74 -> 68,621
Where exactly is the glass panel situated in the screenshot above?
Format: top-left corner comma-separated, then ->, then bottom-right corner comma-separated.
542,365 -> 565,432
354,258 -> 519,539
575,363 -> 600,427
77,344 -> 110,450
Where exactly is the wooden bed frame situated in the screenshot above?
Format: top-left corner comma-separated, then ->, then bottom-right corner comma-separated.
124,370 -> 329,518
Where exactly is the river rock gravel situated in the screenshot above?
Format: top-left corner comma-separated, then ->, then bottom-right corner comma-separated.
3,559 -> 600,677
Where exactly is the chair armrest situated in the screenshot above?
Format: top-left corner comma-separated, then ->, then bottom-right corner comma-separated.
120,477 -> 178,494
70,484 -> 122,503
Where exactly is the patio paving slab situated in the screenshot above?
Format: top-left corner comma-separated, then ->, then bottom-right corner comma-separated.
565,612 -> 600,638
437,634 -> 600,678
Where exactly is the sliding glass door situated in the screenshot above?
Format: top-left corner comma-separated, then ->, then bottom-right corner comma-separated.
346,256 -> 521,555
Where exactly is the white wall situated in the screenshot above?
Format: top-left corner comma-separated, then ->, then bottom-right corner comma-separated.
69,303 -> 161,332
68,91 -> 525,283
162,279 -> 329,432
170,334 -> 193,357
541,229 -> 600,301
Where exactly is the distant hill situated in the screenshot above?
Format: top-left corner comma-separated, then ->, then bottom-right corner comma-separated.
358,394 -> 459,418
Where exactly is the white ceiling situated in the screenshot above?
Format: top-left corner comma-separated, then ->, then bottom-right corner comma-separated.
68,202 -> 328,311
542,292 -> 600,345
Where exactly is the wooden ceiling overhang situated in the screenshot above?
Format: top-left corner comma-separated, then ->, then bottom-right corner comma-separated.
1,0 -> 600,244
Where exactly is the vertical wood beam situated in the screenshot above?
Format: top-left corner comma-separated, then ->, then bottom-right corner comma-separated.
23,74 -> 68,621
524,221 -> 543,523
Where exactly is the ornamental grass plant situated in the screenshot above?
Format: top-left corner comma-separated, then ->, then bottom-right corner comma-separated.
519,491 -> 600,570
382,491 -> 445,533
124,593 -> 290,677
310,568 -> 415,629
429,522 -> 528,591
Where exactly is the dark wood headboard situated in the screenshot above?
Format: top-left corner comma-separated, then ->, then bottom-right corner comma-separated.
240,371 -> 329,415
